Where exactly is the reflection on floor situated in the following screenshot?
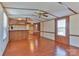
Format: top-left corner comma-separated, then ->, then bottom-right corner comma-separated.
3,35 -> 79,56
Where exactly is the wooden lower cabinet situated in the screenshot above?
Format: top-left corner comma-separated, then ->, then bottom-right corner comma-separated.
9,30 -> 29,41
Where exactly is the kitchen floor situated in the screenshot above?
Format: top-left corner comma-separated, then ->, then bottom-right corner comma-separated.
3,35 -> 79,56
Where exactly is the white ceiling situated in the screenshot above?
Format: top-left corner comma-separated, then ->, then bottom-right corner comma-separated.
63,2 -> 79,13
2,2 -> 79,23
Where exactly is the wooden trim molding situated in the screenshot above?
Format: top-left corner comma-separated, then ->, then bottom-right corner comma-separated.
41,37 -> 54,41
40,31 -> 55,34
70,34 -> 79,37
58,2 -> 78,14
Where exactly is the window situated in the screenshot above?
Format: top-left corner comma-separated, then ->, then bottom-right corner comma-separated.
57,19 -> 66,36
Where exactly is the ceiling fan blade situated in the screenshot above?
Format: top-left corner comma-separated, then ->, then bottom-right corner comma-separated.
43,14 -> 48,17
34,12 -> 41,15
34,11 -> 48,18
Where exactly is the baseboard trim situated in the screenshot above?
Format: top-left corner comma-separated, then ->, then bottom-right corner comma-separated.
70,45 -> 79,49
41,36 -> 55,41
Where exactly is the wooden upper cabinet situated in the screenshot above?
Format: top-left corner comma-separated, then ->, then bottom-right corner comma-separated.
9,19 -> 17,25
9,18 -> 33,25
9,19 -> 27,25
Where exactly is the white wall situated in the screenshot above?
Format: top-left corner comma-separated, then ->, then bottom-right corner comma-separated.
70,14 -> 79,47
70,36 -> 79,47
40,20 -> 55,40
0,4 -> 9,56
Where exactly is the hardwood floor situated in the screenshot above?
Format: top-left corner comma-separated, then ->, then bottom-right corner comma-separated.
3,35 -> 79,56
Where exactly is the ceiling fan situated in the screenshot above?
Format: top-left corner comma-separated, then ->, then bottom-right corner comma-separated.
34,11 -> 48,18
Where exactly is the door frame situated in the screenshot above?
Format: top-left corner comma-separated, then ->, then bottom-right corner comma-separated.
55,16 -> 70,45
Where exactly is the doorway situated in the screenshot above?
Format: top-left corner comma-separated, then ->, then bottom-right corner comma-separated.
33,23 -> 40,38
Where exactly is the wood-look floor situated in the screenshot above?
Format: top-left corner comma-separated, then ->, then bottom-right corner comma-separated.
3,35 -> 79,56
